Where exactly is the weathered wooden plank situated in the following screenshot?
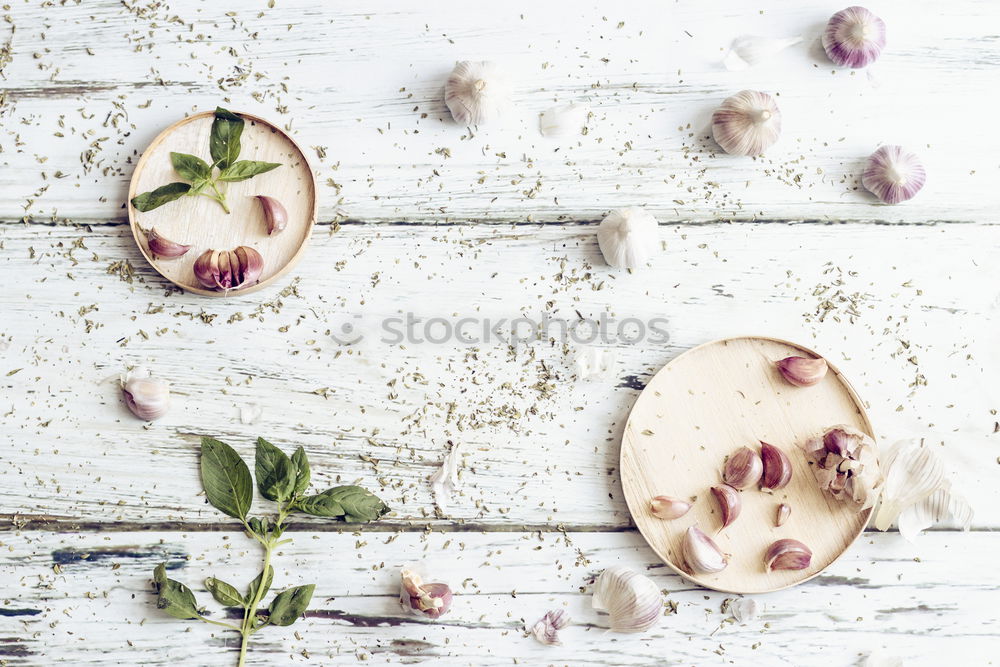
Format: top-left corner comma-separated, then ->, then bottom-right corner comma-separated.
2,223 -> 997,529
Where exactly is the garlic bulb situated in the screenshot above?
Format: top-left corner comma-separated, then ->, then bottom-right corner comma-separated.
862,145 -> 926,204
121,367 -> 170,421
682,525 -> 728,574
591,566 -> 662,633
873,438 -> 947,532
596,208 -> 659,270
399,563 -> 453,619
722,35 -> 802,71
711,90 -> 781,156
802,425 -> 882,511
444,61 -> 510,126
539,103 -> 590,137
193,246 -> 264,291
822,6 -> 887,69
528,609 -> 570,646
897,481 -> 973,543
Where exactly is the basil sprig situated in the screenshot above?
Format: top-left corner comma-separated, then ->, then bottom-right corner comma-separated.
131,107 -> 281,214
152,436 -> 388,666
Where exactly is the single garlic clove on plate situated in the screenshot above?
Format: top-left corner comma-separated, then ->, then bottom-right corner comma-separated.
862,145 -> 926,204
711,90 -> 781,156
444,61 -> 510,126
760,441 -> 793,490
776,356 -> 828,387
723,446 -> 763,489
764,538 -> 812,571
591,565 -> 662,633
822,6 -> 887,69
255,195 -> 287,235
710,484 -> 741,530
596,207 -> 659,270
121,367 -> 170,421
649,495 -> 692,520
775,503 -> 791,527
682,525 -> 728,574
145,228 -> 191,259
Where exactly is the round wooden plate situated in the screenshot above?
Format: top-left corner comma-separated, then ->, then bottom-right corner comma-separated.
620,336 -> 874,594
127,111 -> 316,297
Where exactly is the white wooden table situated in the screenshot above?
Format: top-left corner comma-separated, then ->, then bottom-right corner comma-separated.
2,1 -> 998,665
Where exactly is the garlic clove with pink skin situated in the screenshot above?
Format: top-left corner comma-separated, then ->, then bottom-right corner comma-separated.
775,503 -> 791,527
682,525 -> 728,574
710,484 -> 741,530
723,446 -> 763,489
399,566 -> 452,619
764,539 -> 812,571
121,367 -> 170,421
776,356 -> 827,387
862,146 -> 926,204
822,6 -> 887,69
144,228 -> 191,259
649,495 -> 692,520
759,441 -> 793,491
193,246 -> 264,291
254,195 -> 287,235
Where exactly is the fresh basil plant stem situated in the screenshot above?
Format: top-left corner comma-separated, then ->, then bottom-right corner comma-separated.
130,107 -> 281,214
152,437 -> 389,667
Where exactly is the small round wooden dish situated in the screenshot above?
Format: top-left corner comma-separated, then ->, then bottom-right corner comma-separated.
127,111 -> 316,297
620,336 -> 874,594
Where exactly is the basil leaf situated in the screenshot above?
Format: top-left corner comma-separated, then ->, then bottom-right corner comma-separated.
189,178 -> 211,196
130,182 -> 191,212
217,160 -> 281,183
153,563 -> 201,620
267,584 -> 314,626
200,437 -> 253,520
290,447 -> 310,496
255,437 -> 296,502
320,485 -> 389,523
247,565 -> 274,602
205,577 -> 246,608
294,492 -> 345,518
169,152 -> 211,181
210,107 -> 244,169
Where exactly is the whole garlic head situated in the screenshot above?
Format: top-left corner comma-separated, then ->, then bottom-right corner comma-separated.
822,6 -> 887,69
596,208 -> 659,270
801,425 -> 882,511
444,61 -> 510,126
862,145 -> 926,204
712,90 -> 781,156
121,367 -> 170,421
591,565 -> 662,633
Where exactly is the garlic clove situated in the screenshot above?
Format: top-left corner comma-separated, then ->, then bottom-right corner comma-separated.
775,503 -> 791,527
444,61 -> 510,126
194,249 -> 221,289
862,145 -> 926,204
822,6 -> 887,69
764,538 -> 812,571
144,228 -> 191,259
596,208 -> 659,270
722,35 -> 802,71
873,438 -> 946,532
711,90 -> 781,156
759,441 -> 793,490
649,495 -> 692,520
399,564 -> 453,619
776,356 -> 828,387
539,102 -> 590,138
254,195 -> 287,235
121,367 -> 170,421
233,246 -> 264,287
529,609 -> 570,646
710,484 -> 741,530
591,565 -> 662,633
722,446 -> 763,489
682,525 -> 728,574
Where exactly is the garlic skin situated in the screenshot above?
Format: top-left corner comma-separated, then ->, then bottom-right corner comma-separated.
723,446 -> 763,489
822,6 -> 887,69
430,442 -> 463,513
759,441 -> 792,491
802,425 -> 882,511
711,90 -> 781,156
121,367 -> 170,421
539,103 -> 590,138
873,438 -> 947,532
764,539 -> 812,571
897,481 -> 973,543
573,346 -> 618,381
775,503 -> 791,527
682,526 -> 728,574
444,61 -> 510,126
722,35 -> 802,71
193,246 -> 264,291
862,146 -> 926,204
649,495 -> 692,520
254,195 -> 287,235
399,564 -> 453,619
144,228 -> 191,259
591,566 -> 662,633
710,484 -> 741,529
776,356 -> 828,387
529,609 -> 570,646
728,597 -> 761,623
596,208 -> 659,270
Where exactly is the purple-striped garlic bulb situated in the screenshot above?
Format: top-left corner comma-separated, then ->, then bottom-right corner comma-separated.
822,6 -> 887,69
711,90 -> 781,156
862,146 -> 926,204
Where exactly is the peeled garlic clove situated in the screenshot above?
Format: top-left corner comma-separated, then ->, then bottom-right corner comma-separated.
649,495 -> 692,520
529,609 -> 570,646
682,526 -> 728,574
822,6 -> 887,69
862,145 -> 926,204
444,60 -> 510,126
144,228 -> 190,259
399,565 -> 453,619
776,356 -> 827,387
873,438 -> 946,531
759,441 -> 793,490
722,35 -> 802,71
121,367 -> 170,421
193,246 -> 264,291
591,565 -> 662,633
539,102 -> 590,137
711,90 -> 781,156
775,503 -> 791,527
764,538 -> 812,571
255,195 -> 287,235
596,207 -> 659,270
723,446 -> 763,489
710,484 -> 741,529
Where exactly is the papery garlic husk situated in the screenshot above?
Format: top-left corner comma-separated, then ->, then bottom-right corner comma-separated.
399,563 -> 453,619
822,6 -> 887,69
682,526 -> 728,574
873,438 -> 947,532
728,597 -> 761,623
711,90 -> 781,156
591,565 -> 662,633
710,484 -> 741,529
775,503 -> 791,527
649,495 -> 692,520
255,195 -> 287,235
144,228 -> 191,259
573,345 -> 618,381
444,61 -> 510,126
430,441 -> 463,512
121,367 -> 170,421
862,145 -> 926,205
723,446 -> 763,489
539,102 -> 590,137
529,609 -> 570,646
764,538 -> 812,571
596,208 -> 659,270
897,480 -> 973,543
193,246 -> 264,291
722,35 -> 802,71
776,356 -> 828,387
759,441 -> 792,490
861,649 -> 904,667
802,425 -> 882,511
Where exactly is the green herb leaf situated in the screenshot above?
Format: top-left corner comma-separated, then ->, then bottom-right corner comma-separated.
297,485 -> 388,522
205,577 -> 246,608
290,447 -> 311,496
131,182 -> 192,212
200,437 -> 253,520
210,107 -> 244,170
293,492 -> 344,518
247,565 -> 274,602
217,160 -> 281,183
153,563 -> 201,620
170,152 -> 212,182
255,437 -> 296,502
267,584 -> 314,626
